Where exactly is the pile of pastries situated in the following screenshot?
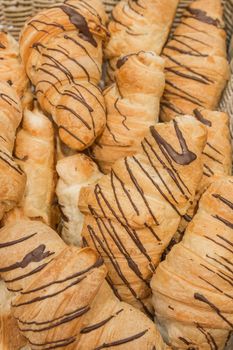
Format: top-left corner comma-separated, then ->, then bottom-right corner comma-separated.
0,0 -> 232,349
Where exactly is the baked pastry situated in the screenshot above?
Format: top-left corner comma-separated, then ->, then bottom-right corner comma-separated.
0,31 -> 28,98
79,116 -> 207,315
105,0 -> 179,83
56,154 -> 103,246
176,108 -> 232,239
151,176 -> 233,350
92,51 -> 165,173
0,280 -> 28,350
102,0 -> 120,15
0,219 -> 170,350
160,0 -> 230,121
20,0 -> 108,150
0,82 -> 26,220
14,108 -> 55,226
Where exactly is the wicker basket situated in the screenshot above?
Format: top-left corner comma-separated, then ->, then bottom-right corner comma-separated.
0,1 -> 232,349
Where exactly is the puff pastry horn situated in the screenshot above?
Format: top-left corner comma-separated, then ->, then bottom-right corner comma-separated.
0,82 -> 26,220
56,153 -> 103,246
151,176 -> 233,350
176,108 -> 232,239
79,116 -> 207,315
160,0 -> 230,122
0,31 -> 28,99
92,51 -> 165,173
105,0 -> 179,83
0,219 -> 170,350
20,0 -> 108,150
14,108 -> 55,226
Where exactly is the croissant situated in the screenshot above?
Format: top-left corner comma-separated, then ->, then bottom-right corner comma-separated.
56,153 -> 103,246
176,108 -> 232,239
151,176 -> 233,350
105,0 -> 179,83
92,51 -> 165,173
20,0 -> 108,150
14,108 -> 55,226
160,0 -> 230,122
0,82 -> 26,221
79,116 -> 207,315
0,219 -> 170,350
0,31 -> 28,99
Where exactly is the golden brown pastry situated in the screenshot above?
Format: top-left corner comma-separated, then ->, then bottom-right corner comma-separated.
102,0 -> 120,15
14,108 -> 55,226
105,0 -> 179,83
79,116 -> 207,315
160,0 -> 230,122
0,219 -> 170,350
0,280 -> 28,350
176,108 -> 232,239
0,82 -> 26,221
56,154 -> 103,246
151,176 -> 233,350
92,51 -> 165,173
20,0 -> 108,151
0,31 -> 28,99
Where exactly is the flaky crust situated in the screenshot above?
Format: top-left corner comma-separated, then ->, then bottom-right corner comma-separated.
14,108 -> 55,225
176,108 -> 232,237
0,82 -> 26,220
0,280 -> 28,350
0,219 -> 170,350
151,177 -> 233,350
56,154 -> 103,246
20,0 -> 107,150
105,0 -> 179,82
93,51 -> 165,173
160,0 -> 230,121
79,116 -> 207,314
0,32 -> 28,99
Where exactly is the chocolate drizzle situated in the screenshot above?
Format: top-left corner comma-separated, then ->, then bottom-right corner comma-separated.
21,257 -> 104,294
0,245 -> 54,273
81,309 -> 123,334
116,56 -> 129,69
0,232 -> 37,249
94,329 -> 148,349
193,109 -> 212,127
150,120 -> 197,165
212,194 -> 233,210
194,293 -> 233,327
60,5 -> 97,47
187,8 -> 221,27
19,305 -> 90,332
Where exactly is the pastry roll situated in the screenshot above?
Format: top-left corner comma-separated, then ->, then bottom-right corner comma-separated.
20,0 -> 107,151
160,0 -> 230,121
14,108 -> 55,226
79,116 -> 207,315
0,220 -> 170,350
0,31 -> 28,99
0,82 -> 26,220
93,51 -> 165,173
177,108 -> 232,237
56,154 -> 103,246
105,0 -> 179,82
151,176 -> 233,350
